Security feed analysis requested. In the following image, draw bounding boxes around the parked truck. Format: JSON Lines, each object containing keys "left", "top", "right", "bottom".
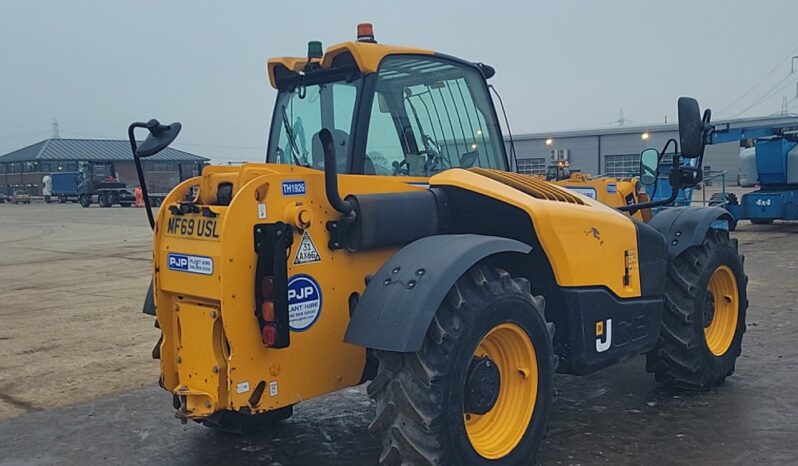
{"left": 77, "top": 162, "right": 135, "bottom": 208}
{"left": 49, "top": 172, "right": 82, "bottom": 203}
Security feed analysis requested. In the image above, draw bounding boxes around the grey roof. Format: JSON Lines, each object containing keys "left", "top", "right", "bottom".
{"left": 508, "top": 114, "right": 798, "bottom": 141}
{"left": 0, "top": 138, "right": 208, "bottom": 163}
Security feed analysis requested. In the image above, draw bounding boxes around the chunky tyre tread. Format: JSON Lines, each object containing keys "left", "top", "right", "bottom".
{"left": 369, "top": 266, "right": 553, "bottom": 465}
{"left": 647, "top": 229, "right": 748, "bottom": 390}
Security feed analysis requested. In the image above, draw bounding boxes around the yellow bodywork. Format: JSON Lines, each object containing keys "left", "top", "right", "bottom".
{"left": 153, "top": 164, "right": 642, "bottom": 418}
{"left": 550, "top": 173, "right": 651, "bottom": 222}
{"left": 432, "top": 169, "right": 641, "bottom": 297}
{"left": 267, "top": 41, "right": 433, "bottom": 88}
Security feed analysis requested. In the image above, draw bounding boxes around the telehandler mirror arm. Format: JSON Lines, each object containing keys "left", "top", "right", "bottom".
{"left": 128, "top": 119, "right": 181, "bottom": 230}
{"left": 618, "top": 154, "right": 682, "bottom": 214}
{"left": 618, "top": 180, "right": 679, "bottom": 214}
{"left": 128, "top": 122, "right": 156, "bottom": 229}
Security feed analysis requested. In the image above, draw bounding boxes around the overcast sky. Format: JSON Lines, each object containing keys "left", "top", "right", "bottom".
{"left": 2, "top": 0, "right": 797, "bottom": 162}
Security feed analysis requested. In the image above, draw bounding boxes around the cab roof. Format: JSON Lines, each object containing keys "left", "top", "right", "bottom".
{"left": 267, "top": 41, "right": 433, "bottom": 89}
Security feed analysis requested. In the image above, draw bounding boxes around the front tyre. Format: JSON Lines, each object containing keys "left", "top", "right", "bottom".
{"left": 647, "top": 229, "right": 747, "bottom": 390}
{"left": 368, "top": 266, "right": 555, "bottom": 465}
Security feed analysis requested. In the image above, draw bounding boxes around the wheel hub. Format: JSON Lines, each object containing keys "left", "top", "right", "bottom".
{"left": 463, "top": 355, "right": 501, "bottom": 415}
{"left": 704, "top": 291, "right": 716, "bottom": 327}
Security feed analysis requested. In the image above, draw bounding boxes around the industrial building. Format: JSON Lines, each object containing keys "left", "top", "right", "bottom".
{"left": 0, "top": 138, "right": 208, "bottom": 195}
{"left": 508, "top": 114, "right": 798, "bottom": 182}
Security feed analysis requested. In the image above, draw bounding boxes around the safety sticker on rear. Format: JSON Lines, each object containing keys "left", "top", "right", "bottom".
{"left": 167, "top": 253, "right": 213, "bottom": 275}
{"left": 293, "top": 230, "right": 321, "bottom": 265}
{"left": 287, "top": 274, "right": 322, "bottom": 331}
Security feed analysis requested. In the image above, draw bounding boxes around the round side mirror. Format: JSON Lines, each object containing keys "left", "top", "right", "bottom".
{"left": 640, "top": 148, "right": 659, "bottom": 186}
{"left": 136, "top": 120, "right": 182, "bottom": 158}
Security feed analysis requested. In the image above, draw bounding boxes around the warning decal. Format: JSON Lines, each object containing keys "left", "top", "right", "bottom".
{"left": 293, "top": 230, "right": 321, "bottom": 265}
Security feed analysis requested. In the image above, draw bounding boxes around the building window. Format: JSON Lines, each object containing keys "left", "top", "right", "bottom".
{"left": 604, "top": 154, "right": 640, "bottom": 178}
{"left": 143, "top": 161, "right": 178, "bottom": 171}
{"left": 516, "top": 157, "right": 547, "bottom": 175}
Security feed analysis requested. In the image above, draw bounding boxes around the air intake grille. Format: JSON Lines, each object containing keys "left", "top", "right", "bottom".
{"left": 470, "top": 168, "right": 586, "bottom": 205}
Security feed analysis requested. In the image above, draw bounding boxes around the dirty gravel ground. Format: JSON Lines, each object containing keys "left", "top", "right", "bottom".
{"left": 0, "top": 203, "right": 158, "bottom": 419}
{"left": 1, "top": 201, "right": 797, "bottom": 465}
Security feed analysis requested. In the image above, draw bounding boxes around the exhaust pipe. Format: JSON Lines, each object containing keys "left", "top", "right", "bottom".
{"left": 319, "top": 129, "right": 355, "bottom": 217}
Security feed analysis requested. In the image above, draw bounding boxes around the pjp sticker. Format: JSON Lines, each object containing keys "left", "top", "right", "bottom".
{"left": 287, "top": 274, "right": 322, "bottom": 331}
{"left": 167, "top": 253, "right": 213, "bottom": 275}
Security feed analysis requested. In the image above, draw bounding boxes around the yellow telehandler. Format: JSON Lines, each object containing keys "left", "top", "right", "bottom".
{"left": 131, "top": 24, "right": 747, "bottom": 464}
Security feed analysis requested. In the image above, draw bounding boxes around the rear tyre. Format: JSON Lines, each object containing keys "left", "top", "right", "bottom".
{"left": 98, "top": 193, "right": 110, "bottom": 207}
{"left": 201, "top": 406, "right": 294, "bottom": 434}
{"left": 368, "top": 266, "right": 555, "bottom": 465}
{"left": 647, "top": 229, "right": 747, "bottom": 390}
{"left": 79, "top": 195, "right": 91, "bottom": 208}
{"left": 58, "top": 195, "right": 66, "bottom": 204}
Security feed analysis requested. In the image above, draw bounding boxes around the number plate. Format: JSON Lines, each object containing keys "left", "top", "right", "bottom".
{"left": 165, "top": 215, "right": 220, "bottom": 240}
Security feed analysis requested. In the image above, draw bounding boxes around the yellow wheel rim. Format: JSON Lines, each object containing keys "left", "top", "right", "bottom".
{"left": 704, "top": 265, "right": 739, "bottom": 356}
{"left": 465, "top": 323, "right": 537, "bottom": 459}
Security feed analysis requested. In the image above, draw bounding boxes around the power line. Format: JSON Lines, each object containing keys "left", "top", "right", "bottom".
{"left": 731, "top": 73, "right": 798, "bottom": 118}
{"left": 716, "top": 43, "right": 798, "bottom": 116}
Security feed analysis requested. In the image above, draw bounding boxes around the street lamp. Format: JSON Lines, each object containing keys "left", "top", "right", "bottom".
{"left": 641, "top": 132, "right": 650, "bottom": 141}
{"left": 545, "top": 138, "right": 553, "bottom": 146}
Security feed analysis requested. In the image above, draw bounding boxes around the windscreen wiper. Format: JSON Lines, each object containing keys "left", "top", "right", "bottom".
{"left": 280, "top": 105, "right": 309, "bottom": 167}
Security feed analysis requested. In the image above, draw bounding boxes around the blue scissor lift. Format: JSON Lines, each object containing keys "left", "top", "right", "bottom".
{"left": 649, "top": 119, "right": 798, "bottom": 228}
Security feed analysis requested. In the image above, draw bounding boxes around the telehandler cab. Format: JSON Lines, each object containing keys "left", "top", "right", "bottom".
{"left": 132, "top": 24, "right": 747, "bottom": 465}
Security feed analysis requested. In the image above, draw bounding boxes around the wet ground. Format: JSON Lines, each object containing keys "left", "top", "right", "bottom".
{"left": 1, "top": 203, "right": 797, "bottom": 465}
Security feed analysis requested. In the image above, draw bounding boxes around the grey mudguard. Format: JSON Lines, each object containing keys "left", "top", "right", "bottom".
{"left": 143, "top": 280, "right": 155, "bottom": 316}
{"left": 344, "top": 234, "right": 531, "bottom": 352}
{"left": 648, "top": 206, "right": 734, "bottom": 259}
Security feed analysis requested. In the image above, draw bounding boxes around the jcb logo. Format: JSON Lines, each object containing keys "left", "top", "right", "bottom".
{"left": 595, "top": 319, "right": 612, "bottom": 353}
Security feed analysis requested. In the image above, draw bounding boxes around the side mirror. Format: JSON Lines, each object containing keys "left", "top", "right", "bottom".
{"left": 136, "top": 120, "right": 182, "bottom": 158}
{"left": 639, "top": 148, "right": 659, "bottom": 186}
{"left": 678, "top": 97, "right": 703, "bottom": 158}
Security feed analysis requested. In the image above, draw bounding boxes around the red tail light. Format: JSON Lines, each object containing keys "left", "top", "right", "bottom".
{"left": 261, "top": 325, "right": 277, "bottom": 347}
{"left": 260, "top": 276, "right": 276, "bottom": 346}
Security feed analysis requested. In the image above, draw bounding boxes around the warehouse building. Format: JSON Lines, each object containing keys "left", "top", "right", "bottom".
{"left": 508, "top": 115, "right": 798, "bottom": 181}
{"left": 0, "top": 138, "right": 208, "bottom": 195}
